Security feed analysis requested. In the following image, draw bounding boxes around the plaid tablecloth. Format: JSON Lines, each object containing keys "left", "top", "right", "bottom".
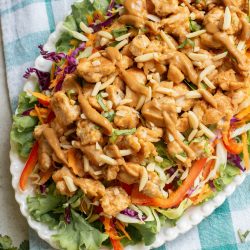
{"left": 1, "top": 1, "right": 250, "bottom": 249}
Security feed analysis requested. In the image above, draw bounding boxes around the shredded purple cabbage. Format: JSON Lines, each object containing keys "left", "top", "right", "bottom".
{"left": 208, "top": 180, "right": 216, "bottom": 191}
{"left": 22, "top": 108, "right": 34, "bottom": 116}
{"left": 121, "top": 208, "right": 147, "bottom": 221}
{"left": 38, "top": 45, "right": 66, "bottom": 62}
{"left": 107, "top": 0, "right": 115, "bottom": 16}
{"left": 227, "top": 153, "right": 245, "bottom": 171}
{"left": 230, "top": 117, "right": 239, "bottom": 125}
{"left": 64, "top": 205, "right": 71, "bottom": 224}
{"left": 39, "top": 184, "right": 46, "bottom": 194}
{"left": 167, "top": 167, "right": 177, "bottom": 175}
{"left": 90, "top": 13, "right": 119, "bottom": 32}
{"left": 23, "top": 68, "right": 51, "bottom": 90}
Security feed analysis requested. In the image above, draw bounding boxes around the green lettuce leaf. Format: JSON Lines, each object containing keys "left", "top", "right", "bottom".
{"left": 11, "top": 91, "right": 38, "bottom": 158}
{"left": 213, "top": 164, "right": 240, "bottom": 191}
{"left": 154, "top": 141, "right": 173, "bottom": 168}
{"left": 131, "top": 221, "right": 157, "bottom": 246}
{"left": 27, "top": 185, "right": 67, "bottom": 228}
{"left": 56, "top": 0, "right": 109, "bottom": 52}
{"left": 52, "top": 210, "right": 108, "bottom": 250}
{"left": 155, "top": 199, "right": 192, "bottom": 220}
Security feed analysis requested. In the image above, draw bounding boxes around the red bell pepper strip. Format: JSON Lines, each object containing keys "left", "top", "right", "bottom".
{"left": 19, "top": 141, "right": 39, "bottom": 191}
{"left": 222, "top": 130, "right": 243, "bottom": 154}
{"left": 103, "top": 217, "right": 123, "bottom": 250}
{"left": 131, "top": 158, "right": 208, "bottom": 208}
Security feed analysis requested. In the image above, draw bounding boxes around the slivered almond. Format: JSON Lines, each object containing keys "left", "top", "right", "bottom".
{"left": 188, "top": 111, "right": 199, "bottom": 129}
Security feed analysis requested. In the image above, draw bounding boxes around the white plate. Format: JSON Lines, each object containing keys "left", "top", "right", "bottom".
{"left": 10, "top": 21, "right": 247, "bottom": 250}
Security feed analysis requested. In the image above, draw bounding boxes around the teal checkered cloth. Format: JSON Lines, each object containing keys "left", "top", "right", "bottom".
{"left": 1, "top": 1, "right": 250, "bottom": 249}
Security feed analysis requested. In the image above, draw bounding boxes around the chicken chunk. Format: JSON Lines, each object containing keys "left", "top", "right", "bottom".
{"left": 203, "top": 7, "right": 224, "bottom": 34}
{"left": 38, "top": 136, "right": 52, "bottom": 172}
{"left": 106, "top": 85, "right": 125, "bottom": 108}
{"left": 103, "top": 144, "right": 121, "bottom": 158}
{"left": 138, "top": 139, "right": 157, "bottom": 159}
{"left": 34, "top": 124, "right": 48, "bottom": 139}
{"left": 151, "top": 0, "right": 178, "bottom": 17}
{"left": 77, "top": 57, "right": 116, "bottom": 83}
{"left": 74, "top": 178, "right": 105, "bottom": 198}
{"left": 176, "top": 115, "right": 190, "bottom": 132}
{"left": 167, "top": 141, "right": 183, "bottom": 158}
{"left": 168, "top": 64, "right": 185, "bottom": 84}
{"left": 117, "top": 162, "right": 143, "bottom": 184}
{"left": 143, "top": 172, "right": 163, "bottom": 198}
{"left": 135, "top": 126, "right": 163, "bottom": 142}
{"left": 104, "top": 165, "right": 120, "bottom": 181}
{"left": 100, "top": 187, "right": 131, "bottom": 216}
{"left": 129, "top": 35, "right": 150, "bottom": 56}
{"left": 202, "top": 108, "right": 223, "bottom": 125}
{"left": 114, "top": 106, "right": 139, "bottom": 129}
{"left": 80, "top": 144, "right": 103, "bottom": 166}
{"left": 76, "top": 120, "right": 103, "bottom": 146}
{"left": 162, "top": 6, "right": 190, "bottom": 41}
{"left": 213, "top": 69, "right": 246, "bottom": 91}
{"left": 51, "top": 91, "right": 80, "bottom": 127}
{"left": 56, "top": 181, "right": 74, "bottom": 196}
{"left": 52, "top": 167, "right": 76, "bottom": 196}
{"left": 124, "top": 135, "right": 141, "bottom": 152}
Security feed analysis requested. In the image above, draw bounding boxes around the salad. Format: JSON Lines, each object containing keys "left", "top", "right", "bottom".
{"left": 11, "top": 0, "right": 250, "bottom": 249}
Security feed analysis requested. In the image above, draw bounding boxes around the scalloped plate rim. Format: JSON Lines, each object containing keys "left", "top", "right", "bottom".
{"left": 9, "top": 19, "right": 247, "bottom": 250}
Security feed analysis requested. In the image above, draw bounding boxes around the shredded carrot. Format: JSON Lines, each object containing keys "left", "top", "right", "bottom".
{"left": 86, "top": 15, "right": 93, "bottom": 25}
{"left": 34, "top": 105, "right": 44, "bottom": 123}
{"left": 202, "top": 159, "right": 215, "bottom": 180}
{"left": 50, "top": 63, "right": 56, "bottom": 81}
{"left": 103, "top": 217, "right": 123, "bottom": 240}
{"left": 242, "top": 132, "right": 249, "bottom": 171}
{"left": 30, "top": 108, "right": 49, "bottom": 120}
{"left": 190, "top": 184, "right": 213, "bottom": 205}
{"left": 236, "top": 106, "right": 250, "bottom": 120}
{"left": 93, "top": 10, "right": 105, "bottom": 21}
{"left": 38, "top": 167, "right": 54, "bottom": 185}
{"left": 31, "top": 92, "right": 50, "bottom": 102}
{"left": 70, "top": 39, "right": 80, "bottom": 47}
{"left": 86, "top": 34, "right": 96, "bottom": 47}
{"left": 115, "top": 221, "right": 131, "bottom": 240}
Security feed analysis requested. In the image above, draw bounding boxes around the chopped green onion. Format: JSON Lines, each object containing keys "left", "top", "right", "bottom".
{"left": 178, "top": 38, "right": 195, "bottom": 49}
{"left": 96, "top": 93, "right": 108, "bottom": 112}
{"left": 112, "top": 26, "right": 128, "bottom": 38}
{"left": 102, "top": 110, "right": 115, "bottom": 122}
{"left": 189, "top": 19, "right": 202, "bottom": 32}
{"left": 109, "top": 128, "right": 136, "bottom": 143}
{"left": 183, "top": 79, "right": 197, "bottom": 90}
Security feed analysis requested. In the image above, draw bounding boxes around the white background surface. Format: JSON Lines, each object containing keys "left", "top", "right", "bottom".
{"left": 0, "top": 23, "right": 28, "bottom": 245}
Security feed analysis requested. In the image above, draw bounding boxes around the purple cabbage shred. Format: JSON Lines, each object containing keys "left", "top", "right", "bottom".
{"left": 38, "top": 45, "right": 66, "bottom": 62}
{"left": 107, "top": 0, "right": 115, "bottom": 16}
{"left": 230, "top": 117, "right": 239, "bottom": 125}
{"left": 121, "top": 208, "right": 147, "bottom": 221}
{"left": 23, "top": 68, "right": 51, "bottom": 90}
{"left": 64, "top": 205, "right": 71, "bottom": 224}
{"left": 22, "top": 108, "right": 34, "bottom": 116}
{"left": 227, "top": 153, "right": 245, "bottom": 171}
{"left": 90, "top": 13, "right": 119, "bottom": 32}
{"left": 39, "top": 184, "right": 46, "bottom": 194}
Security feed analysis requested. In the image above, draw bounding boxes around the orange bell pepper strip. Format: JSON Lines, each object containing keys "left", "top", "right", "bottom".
{"left": 222, "top": 130, "right": 243, "bottom": 154}
{"left": 103, "top": 217, "right": 124, "bottom": 250}
{"left": 131, "top": 158, "right": 208, "bottom": 208}
{"left": 19, "top": 141, "right": 39, "bottom": 191}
